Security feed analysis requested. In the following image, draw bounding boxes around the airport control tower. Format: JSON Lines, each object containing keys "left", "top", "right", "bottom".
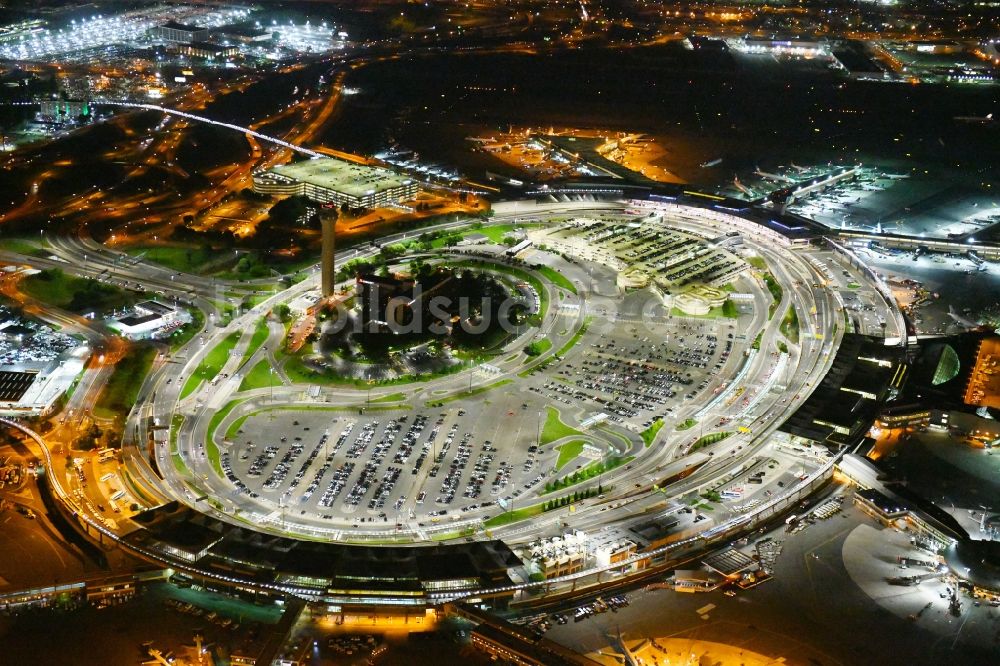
{"left": 321, "top": 215, "right": 336, "bottom": 297}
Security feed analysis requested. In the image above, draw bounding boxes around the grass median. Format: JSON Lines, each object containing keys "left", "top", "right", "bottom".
{"left": 237, "top": 317, "right": 270, "bottom": 369}
{"left": 534, "top": 264, "right": 577, "bottom": 295}
{"left": 780, "top": 305, "right": 800, "bottom": 344}
{"left": 239, "top": 359, "right": 276, "bottom": 392}
{"left": 763, "top": 273, "right": 783, "bottom": 320}
{"left": 554, "top": 439, "right": 586, "bottom": 470}
{"left": 640, "top": 419, "right": 665, "bottom": 447}
{"left": 541, "top": 406, "right": 583, "bottom": 446}
{"left": 483, "top": 503, "right": 544, "bottom": 528}
{"left": 181, "top": 330, "right": 242, "bottom": 399}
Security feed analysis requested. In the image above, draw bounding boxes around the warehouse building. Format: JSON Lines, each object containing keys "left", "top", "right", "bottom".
{"left": 108, "top": 300, "right": 191, "bottom": 341}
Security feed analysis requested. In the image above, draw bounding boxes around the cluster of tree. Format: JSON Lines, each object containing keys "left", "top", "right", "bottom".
{"left": 173, "top": 195, "right": 328, "bottom": 253}
{"left": 172, "top": 223, "right": 238, "bottom": 248}
{"left": 524, "top": 341, "right": 547, "bottom": 357}
{"left": 541, "top": 487, "right": 600, "bottom": 512}
{"left": 68, "top": 280, "right": 130, "bottom": 313}
{"left": 337, "top": 257, "right": 377, "bottom": 282}
{"left": 266, "top": 195, "right": 321, "bottom": 229}
{"left": 74, "top": 423, "right": 106, "bottom": 451}
{"left": 378, "top": 243, "right": 407, "bottom": 261}
{"left": 31, "top": 268, "right": 131, "bottom": 314}
{"left": 700, "top": 490, "right": 722, "bottom": 503}
{"left": 232, "top": 253, "right": 272, "bottom": 279}
{"left": 238, "top": 188, "right": 271, "bottom": 202}
{"left": 274, "top": 303, "right": 292, "bottom": 323}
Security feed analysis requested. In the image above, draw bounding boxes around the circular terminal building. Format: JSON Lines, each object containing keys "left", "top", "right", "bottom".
{"left": 40, "top": 194, "right": 905, "bottom": 615}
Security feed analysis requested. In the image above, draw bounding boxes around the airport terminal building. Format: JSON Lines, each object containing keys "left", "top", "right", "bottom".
{"left": 150, "top": 21, "right": 209, "bottom": 44}
{"left": 253, "top": 157, "right": 417, "bottom": 209}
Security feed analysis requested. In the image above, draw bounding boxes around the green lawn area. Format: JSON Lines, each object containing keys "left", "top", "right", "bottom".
{"left": 747, "top": 255, "right": 767, "bottom": 271}
{"left": 780, "top": 305, "right": 800, "bottom": 344}
{"left": 238, "top": 359, "right": 276, "bottom": 392}
{"left": 519, "top": 318, "right": 589, "bottom": 377}
{"left": 237, "top": 317, "right": 270, "bottom": 369}
{"left": 205, "top": 400, "right": 242, "bottom": 475}
{"left": 554, "top": 440, "right": 586, "bottom": 470}
{"left": 212, "top": 300, "right": 237, "bottom": 322}
{"left": 429, "top": 223, "right": 541, "bottom": 248}
{"left": 640, "top": 419, "right": 665, "bottom": 447}
{"left": 171, "top": 453, "right": 188, "bottom": 477}
{"left": 0, "top": 237, "right": 48, "bottom": 256}
{"left": 128, "top": 245, "right": 218, "bottom": 274}
{"left": 477, "top": 223, "right": 540, "bottom": 244}
{"left": 676, "top": 418, "right": 698, "bottom": 431}
{"left": 181, "top": 330, "right": 242, "bottom": 399}
{"left": 751, "top": 331, "right": 764, "bottom": 350}
{"left": 170, "top": 414, "right": 184, "bottom": 451}
{"left": 20, "top": 268, "right": 135, "bottom": 315}
{"left": 206, "top": 439, "right": 223, "bottom": 477}
{"left": 207, "top": 399, "right": 241, "bottom": 439}
{"left": 534, "top": 265, "right": 577, "bottom": 295}
{"left": 225, "top": 414, "right": 250, "bottom": 440}
{"left": 130, "top": 245, "right": 317, "bottom": 281}
{"left": 483, "top": 503, "right": 544, "bottom": 529}
{"left": 95, "top": 344, "right": 157, "bottom": 418}
{"left": 282, "top": 356, "right": 360, "bottom": 387}
{"left": 555, "top": 317, "right": 591, "bottom": 358}
{"left": 541, "top": 406, "right": 583, "bottom": 445}
{"left": 847, "top": 281, "right": 861, "bottom": 289}
{"left": 429, "top": 527, "right": 477, "bottom": 542}
{"left": 524, "top": 338, "right": 552, "bottom": 357}
{"left": 776, "top": 340, "right": 789, "bottom": 354}
{"left": 670, "top": 299, "right": 738, "bottom": 320}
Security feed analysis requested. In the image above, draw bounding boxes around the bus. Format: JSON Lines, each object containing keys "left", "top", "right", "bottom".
{"left": 110, "top": 490, "right": 126, "bottom": 502}
{"left": 97, "top": 448, "right": 116, "bottom": 463}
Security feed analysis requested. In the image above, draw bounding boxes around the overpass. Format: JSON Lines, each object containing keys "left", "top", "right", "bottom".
{"left": 0, "top": 100, "right": 324, "bottom": 159}
{"left": 95, "top": 100, "right": 325, "bottom": 159}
